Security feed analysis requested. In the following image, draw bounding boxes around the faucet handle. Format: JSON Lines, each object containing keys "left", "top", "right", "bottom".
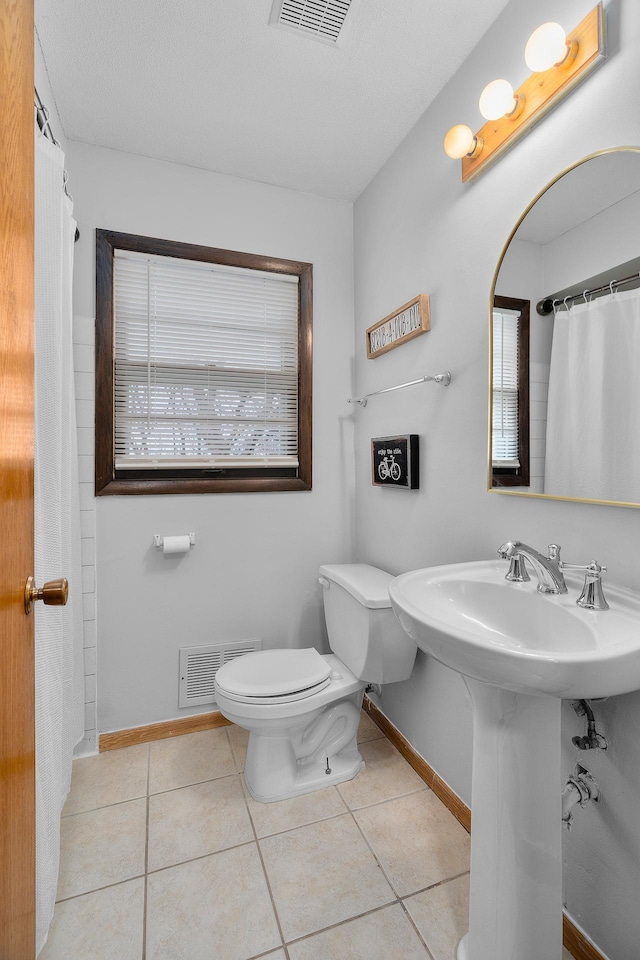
{"left": 559, "top": 560, "right": 607, "bottom": 575}
{"left": 578, "top": 561, "right": 609, "bottom": 611}
{"left": 560, "top": 560, "right": 609, "bottom": 611}
{"left": 547, "top": 544, "right": 562, "bottom": 560}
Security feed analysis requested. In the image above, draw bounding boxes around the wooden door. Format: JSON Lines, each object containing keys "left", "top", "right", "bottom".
{"left": 0, "top": 0, "right": 36, "bottom": 955}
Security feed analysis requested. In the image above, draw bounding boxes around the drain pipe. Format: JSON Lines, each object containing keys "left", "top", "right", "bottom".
{"left": 562, "top": 764, "right": 600, "bottom": 829}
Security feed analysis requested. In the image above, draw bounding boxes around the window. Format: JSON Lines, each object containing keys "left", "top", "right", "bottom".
{"left": 491, "top": 295, "right": 530, "bottom": 487}
{"left": 95, "top": 230, "right": 312, "bottom": 494}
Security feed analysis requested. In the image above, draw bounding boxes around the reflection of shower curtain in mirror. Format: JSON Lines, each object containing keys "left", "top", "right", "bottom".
{"left": 545, "top": 288, "right": 640, "bottom": 502}
{"left": 35, "top": 134, "right": 84, "bottom": 953}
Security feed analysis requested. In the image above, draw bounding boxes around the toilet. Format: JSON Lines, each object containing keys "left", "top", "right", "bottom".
{"left": 214, "top": 563, "right": 417, "bottom": 803}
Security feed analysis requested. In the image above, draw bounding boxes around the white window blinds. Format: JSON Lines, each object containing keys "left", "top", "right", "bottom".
{"left": 492, "top": 306, "right": 520, "bottom": 467}
{"left": 113, "top": 250, "right": 300, "bottom": 470}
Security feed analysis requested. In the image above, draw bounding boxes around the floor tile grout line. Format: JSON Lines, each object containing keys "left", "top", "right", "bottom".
{"left": 147, "top": 770, "right": 242, "bottom": 802}
{"left": 237, "top": 753, "right": 291, "bottom": 957}
{"left": 254, "top": 836, "right": 291, "bottom": 959}
{"left": 243, "top": 776, "right": 290, "bottom": 956}
{"left": 148, "top": 769, "right": 238, "bottom": 797}
{"left": 142, "top": 744, "right": 151, "bottom": 960}
{"left": 397, "top": 871, "right": 473, "bottom": 960}
{"left": 338, "top": 781, "right": 429, "bottom": 813}
{"left": 60, "top": 792, "right": 149, "bottom": 819}
{"left": 346, "top": 801, "right": 404, "bottom": 901}
{"left": 348, "top": 798, "right": 471, "bottom": 928}
{"left": 268, "top": 842, "right": 468, "bottom": 956}
{"left": 244, "top": 947, "right": 291, "bottom": 960}
{"left": 251, "top": 805, "right": 358, "bottom": 842}
{"left": 280, "top": 898, "right": 408, "bottom": 950}
{"left": 55, "top": 873, "right": 147, "bottom": 905}
{"left": 401, "top": 869, "right": 471, "bottom": 902}
{"left": 145, "top": 838, "right": 258, "bottom": 879}
{"left": 397, "top": 897, "right": 438, "bottom": 960}
{"left": 52, "top": 863, "right": 470, "bottom": 912}
{"left": 226, "top": 723, "right": 249, "bottom": 774}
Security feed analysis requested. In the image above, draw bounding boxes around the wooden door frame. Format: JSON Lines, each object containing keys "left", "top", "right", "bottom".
{"left": 0, "top": 0, "right": 36, "bottom": 955}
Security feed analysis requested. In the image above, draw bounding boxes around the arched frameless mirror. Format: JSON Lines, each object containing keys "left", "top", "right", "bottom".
{"left": 489, "top": 147, "right": 640, "bottom": 507}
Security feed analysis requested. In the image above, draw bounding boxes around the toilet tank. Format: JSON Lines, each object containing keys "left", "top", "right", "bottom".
{"left": 319, "top": 563, "right": 417, "bottom": 684}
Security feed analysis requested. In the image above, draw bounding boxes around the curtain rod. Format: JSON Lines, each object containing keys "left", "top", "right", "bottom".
{"left": 35, "top": 87, "right": 57, "bottom": 145}
{"left": 34, "top": 87, "right": 80, "bottom": 243}
{"left": 537, "top": 269, "right": 640, "bottom": 315}
{"left": 347, "top": 371, "right": 451, "bottom": 407}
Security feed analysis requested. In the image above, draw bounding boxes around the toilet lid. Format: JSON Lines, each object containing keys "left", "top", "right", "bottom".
{"left": 215, "top": 647, "right": 332, "bottom": 702}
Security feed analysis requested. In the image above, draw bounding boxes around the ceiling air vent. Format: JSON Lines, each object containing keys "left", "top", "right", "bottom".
{"left": 270, "top": 0, "right": 355, "bottom": 45}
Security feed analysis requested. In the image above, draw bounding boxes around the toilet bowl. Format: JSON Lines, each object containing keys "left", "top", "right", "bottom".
{"left": 215, "top": 564, "right": 417, "bottom": 803}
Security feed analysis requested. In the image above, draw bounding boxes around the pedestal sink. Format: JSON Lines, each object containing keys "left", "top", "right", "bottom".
{"left": 389, "top": 559, "right": 640, "bottom": 960}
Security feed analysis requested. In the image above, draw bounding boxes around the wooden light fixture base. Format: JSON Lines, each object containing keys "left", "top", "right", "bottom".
{"left": 461, "top": 3, "right": 606, "bottom": 182}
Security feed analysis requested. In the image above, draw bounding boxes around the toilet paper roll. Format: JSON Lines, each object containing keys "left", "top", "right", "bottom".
{"left": 162, "top": 535, "right": 191, "bottom": 556}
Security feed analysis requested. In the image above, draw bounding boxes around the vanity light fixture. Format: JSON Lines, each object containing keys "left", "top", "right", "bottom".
{"left": 524, "top": 21, "right": 576, "bottom": 72}
{"left": 443, "top": 124, "right": 482, "bottom": 160}
{"left": 478, "top": 79, "right": 522, "bottom": 122}
{"left": 443, "top": 2, "right": 605, "bottom": 181}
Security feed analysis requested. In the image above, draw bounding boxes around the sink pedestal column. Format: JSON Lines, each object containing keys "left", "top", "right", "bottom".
{"left": 457, "top": 679, "right": 562, "bottom": 960}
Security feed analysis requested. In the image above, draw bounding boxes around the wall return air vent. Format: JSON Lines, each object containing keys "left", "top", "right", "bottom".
{"left": 178, "top": 640, "right": 262, "bottom": 708}
{"left": 270, "top": 0, "right": 355, "bottom": 45}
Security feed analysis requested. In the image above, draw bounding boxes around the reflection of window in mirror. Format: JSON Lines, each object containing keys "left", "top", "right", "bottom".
{"left": 492, "top": 295, "right": 530, "bottom": 486}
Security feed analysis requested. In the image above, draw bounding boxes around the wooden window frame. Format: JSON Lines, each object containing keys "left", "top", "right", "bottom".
{"left": 491, "top": 294, "right": 530, "bottom": 488}
{"left": 95, "top": 229, "right": 312, "bottom": 495}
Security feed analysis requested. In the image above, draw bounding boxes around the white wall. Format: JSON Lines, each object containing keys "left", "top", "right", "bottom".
{"left": 543, "top": 186, "right": 640, "bottom": 291}
{"left": 66, "top": 142, "right": 355, "bottom": 733}
{"left": 353, "top": 0, "right": 640, "bottom": 956}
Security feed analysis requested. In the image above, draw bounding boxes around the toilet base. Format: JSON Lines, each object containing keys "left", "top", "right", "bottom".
{"left": 240, "top": 686, "right": 365, "bottom": 803}
{"left": 244, "top": 745, "right": 364, "bottom": 803}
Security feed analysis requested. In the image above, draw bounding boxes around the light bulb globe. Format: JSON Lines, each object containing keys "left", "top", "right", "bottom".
{"left": 479, "top": 79, "right": 517, "bottom": 121}
{"left": 525, "top": 22, "right": 568, "bottom": 72}
{"left": 443, "top": 124, "right": 475, "bottom": 159}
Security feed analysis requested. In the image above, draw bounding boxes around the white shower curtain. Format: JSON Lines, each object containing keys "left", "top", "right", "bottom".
{"left": 34, "top": 133, "right": 85, "bottom": 953}
{"left": 545, "top": 287, "right": 640, "bottom": 502}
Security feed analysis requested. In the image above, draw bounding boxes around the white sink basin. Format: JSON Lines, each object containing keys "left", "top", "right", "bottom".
{"left": 390, "top": 557, "right": 640, "bottom": 960}
{"left": 389, "top": 559, "right": 640, "bottom": 700}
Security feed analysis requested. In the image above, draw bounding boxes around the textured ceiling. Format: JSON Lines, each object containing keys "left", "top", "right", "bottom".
{"left": 35, "top": 0, "right": 511, "bottom": 201}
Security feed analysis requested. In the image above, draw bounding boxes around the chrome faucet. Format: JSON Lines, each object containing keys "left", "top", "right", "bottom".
{"left": 497, "top": 540, "right": 568, "bottom": 595}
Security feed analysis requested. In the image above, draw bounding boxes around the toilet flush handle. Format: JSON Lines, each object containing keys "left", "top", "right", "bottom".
{"left": 318, "top": 576, "right": 330, "bottom": 589}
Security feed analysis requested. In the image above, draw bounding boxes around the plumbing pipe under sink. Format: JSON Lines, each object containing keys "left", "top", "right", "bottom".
{"left": 562, "top": 764, "right": 600, "bottom": 828}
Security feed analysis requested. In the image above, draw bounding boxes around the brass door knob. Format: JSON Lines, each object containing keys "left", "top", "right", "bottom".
{"left": 24, "top": 576, "right": 69, "bottom": 615}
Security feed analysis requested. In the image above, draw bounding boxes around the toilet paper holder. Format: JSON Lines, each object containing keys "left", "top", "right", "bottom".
{"left": 153, "top": 532, "right": 196, "bottom": 550}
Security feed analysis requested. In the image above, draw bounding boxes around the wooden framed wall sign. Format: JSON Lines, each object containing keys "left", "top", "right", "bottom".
{"left": 372, "top": 435, "right": 419, "bottom": 489}
{"left": 366, "top": 294, "right": 430, "bottom": 359}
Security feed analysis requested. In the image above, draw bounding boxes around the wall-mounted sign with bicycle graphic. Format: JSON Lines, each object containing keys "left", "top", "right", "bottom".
{"left": 371, "top": 435, "right": 419, "bottom": 489}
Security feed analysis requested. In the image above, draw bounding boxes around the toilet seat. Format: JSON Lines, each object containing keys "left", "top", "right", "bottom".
{"left": 215, "top": 648, "right": 332, "bottom": 705}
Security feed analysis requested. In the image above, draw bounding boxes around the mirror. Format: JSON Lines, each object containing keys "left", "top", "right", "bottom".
{"left": 489, "top": 148, "right": 640, "bottom": 507}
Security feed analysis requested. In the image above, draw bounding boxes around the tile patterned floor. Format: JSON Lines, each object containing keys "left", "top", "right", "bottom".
{"left": 40, "top": 711, "right": 573, "bottom": 960}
